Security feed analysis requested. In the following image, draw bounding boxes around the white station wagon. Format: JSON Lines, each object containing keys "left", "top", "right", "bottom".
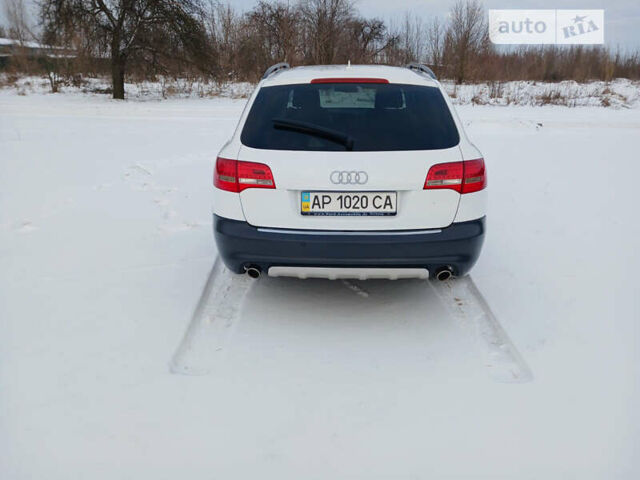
{"left": 213, "top": 63, "right": 486, "bottom": 281}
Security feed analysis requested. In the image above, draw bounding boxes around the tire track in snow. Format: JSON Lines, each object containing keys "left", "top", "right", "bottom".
{"left": 170, "top": 262, "right": 532, "bottom": 382}
{"left": 170, "top": 258, "right": 253, "bottom": 375}
{"left": 429, "top": 276, "right": 533, "bottom": 383}
{"left": 341, "top": 279, "right": 370, "bottom": 298}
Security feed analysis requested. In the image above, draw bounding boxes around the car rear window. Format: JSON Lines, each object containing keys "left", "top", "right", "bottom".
{"left": 240, "top": 83, "right": 460, "bottom": 151}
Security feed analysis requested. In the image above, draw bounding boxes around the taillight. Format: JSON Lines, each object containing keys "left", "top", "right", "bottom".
{"left": 424, "top": 162, "right": 464, "bottom": 192}
{"left": 214, "top": 157, "right": 239, "bottom": 192}
{"left": 461, "top": 158, "right": 486, "bottom": 194}
{"left": 237, "top": 161, "right": 275, "bottom": 190}
{"left": 214, "top": 157, "right": 275, "bottom": 192}
{"left": 424, "top": 158, "right": 486, "bottom": 194}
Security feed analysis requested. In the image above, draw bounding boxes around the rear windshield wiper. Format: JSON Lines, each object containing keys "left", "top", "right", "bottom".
{"left": 272, "top": 118, "right": 354, "bottom": 151}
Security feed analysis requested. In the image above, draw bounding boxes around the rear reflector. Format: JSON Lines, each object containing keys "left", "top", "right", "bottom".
{"left": 214, "top": 157, "right": 275, "bottom": 193}
{"left": 310, "top": 78, "right": 389, "bottom": 84}
{"left": 424, "top": 158, "right": 486, "bottom": 194}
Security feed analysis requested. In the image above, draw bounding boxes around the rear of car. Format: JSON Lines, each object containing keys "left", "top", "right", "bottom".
{"left": 212, "top": 65, "right": 486, "bottom": 280}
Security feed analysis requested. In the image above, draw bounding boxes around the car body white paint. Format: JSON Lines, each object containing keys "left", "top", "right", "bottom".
{"left": 213, "top": 64, "right": 486, "bottom": 231}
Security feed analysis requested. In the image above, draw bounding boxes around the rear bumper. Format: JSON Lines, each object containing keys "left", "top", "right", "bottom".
{"left": 213, "top": 215, "right": 485, "bottom": 277}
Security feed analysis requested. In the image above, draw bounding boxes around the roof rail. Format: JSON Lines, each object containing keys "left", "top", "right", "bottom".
{"left": 262, "top": 62, "right": 290, "bottom": 80}
{"left": 405, "top": 63, "right": 437, "bottom": 80}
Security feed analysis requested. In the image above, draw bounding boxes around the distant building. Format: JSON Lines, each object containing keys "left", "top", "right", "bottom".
{"left": 0, "top": 38, "right": 73, "bottom": 67}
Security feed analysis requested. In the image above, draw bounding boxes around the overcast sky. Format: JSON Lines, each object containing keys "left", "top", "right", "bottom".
{"left": 2, "top": 0, "right": 639, "bottom": 50}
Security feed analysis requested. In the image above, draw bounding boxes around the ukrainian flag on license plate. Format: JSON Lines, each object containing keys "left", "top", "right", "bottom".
{"left": 301, "top": 192, "right": 310, "bottom": 212}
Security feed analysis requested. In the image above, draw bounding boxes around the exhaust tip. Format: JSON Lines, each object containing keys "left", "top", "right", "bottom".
{"left": 245, "top": 265, "right": 261, "bottom": 279}
{"left": 435, "top": 267, "right": 453, "bottom": 282}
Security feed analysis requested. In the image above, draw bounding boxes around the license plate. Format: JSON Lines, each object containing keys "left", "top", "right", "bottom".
{"left": 301, "top": 191, "right": 397, "bottom": 216}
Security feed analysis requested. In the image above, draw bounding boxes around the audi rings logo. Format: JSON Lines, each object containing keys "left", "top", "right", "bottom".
{"left": 330, "top": 170, "right": 368, "bottom": 185}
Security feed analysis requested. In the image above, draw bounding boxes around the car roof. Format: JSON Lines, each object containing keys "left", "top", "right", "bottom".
{"left": 261, "top": 64, "right": 439, "bottom": 87}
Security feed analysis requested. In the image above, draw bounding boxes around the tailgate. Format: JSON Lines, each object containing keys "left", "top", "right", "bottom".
{"left": 237, "top": 145, "right": 462, "bottom": 231}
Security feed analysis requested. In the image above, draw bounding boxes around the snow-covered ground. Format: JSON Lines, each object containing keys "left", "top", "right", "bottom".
{"left": 1, "top": 91, "right": 639, "bottom": 479}
{"left": 441, "top": 78, "right": 640, "bottom": 108}
{"left": 1, "top": 74, "right": 256, "bottom": 100}
{"left": 3, "top": 74, "right": 640, "bottom": 107}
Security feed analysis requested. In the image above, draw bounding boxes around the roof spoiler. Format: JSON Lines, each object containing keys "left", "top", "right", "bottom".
{"left": 405, "top": 63, "right": 437, "bottom": 80}
{"left": 262, "top": 62, "right": 290, "bottom": 80}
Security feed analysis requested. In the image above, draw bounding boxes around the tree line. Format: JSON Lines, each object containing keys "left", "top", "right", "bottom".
{"left": 2, "top": 0, "right": 639, "bottom": 99}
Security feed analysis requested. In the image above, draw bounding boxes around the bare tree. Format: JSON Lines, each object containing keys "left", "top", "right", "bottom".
{"left": 4, "top": 0, "right": 34, "bottom": 42}
{"left": 445, "top": 0, "right": 490, "bottom": 83}
{"left": 345, "top": 17, "right": 387, "bottom": 63}
{"left": 299, "top": 0, "right": 355, "bottom": 64}
{"left": 10, "top": 0, "right": 638, "bottom": 88}
{"left": 40, "top": 0, "right": 210, "bottom": 99}
{"left": 203, "top": 1, "right": 241, "bottom": 79}
{"left": 426, "top": 17, "right": 443, "bottom": 70}
{"left": 3, "top": 0, "right": 42, "bottom": 83}
{"left": 398, "top": 13, "right": 425, "bottom": 64}
{"left": 248, "top": 1, "right": 298, "bottom": 64}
